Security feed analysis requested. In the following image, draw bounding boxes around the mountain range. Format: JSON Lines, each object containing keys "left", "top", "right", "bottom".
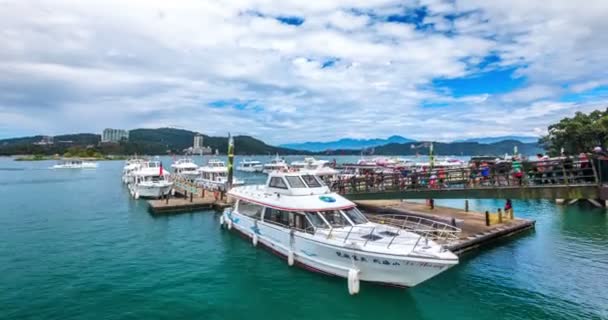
{"left": 282, "top": 135, "right": 540, "bottom": 152}
{"left": 280, "top": 135, "right": 414, "bottom": 151}
{"left": 454, "top": 136, "right": 540, "bottom": 144}
{"left": 0, "top": 128, "right": 542, "bottom": 156}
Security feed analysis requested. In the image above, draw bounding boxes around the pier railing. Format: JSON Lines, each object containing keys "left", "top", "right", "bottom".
{"left": 329, "top": 156, "right": 606, "bottom": 197}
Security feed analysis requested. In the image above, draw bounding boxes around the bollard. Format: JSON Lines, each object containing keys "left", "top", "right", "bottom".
{"left": 498, "top": 208, "right": 503, "bottom": 223}
{"left": 485, "top": 211, "right": 490, "bottom": 226}
{"left": 465, "top": 199, "right": 469, "bottom": 212}
{"left": 190, "top": 192, "right": 193, "bottom": 203}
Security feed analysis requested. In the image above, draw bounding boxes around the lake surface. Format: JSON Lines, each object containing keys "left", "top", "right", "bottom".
{"left": 1, "top": 156, "right": 607, "bottom": 320}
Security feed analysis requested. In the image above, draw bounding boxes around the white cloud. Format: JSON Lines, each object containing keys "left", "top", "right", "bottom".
{"left": 0, "top": 0, "right": 607, "bottom": 144}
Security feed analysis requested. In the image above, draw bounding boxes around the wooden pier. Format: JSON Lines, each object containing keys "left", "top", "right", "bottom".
{"left": 148, "top": 176, "right": 232, "bottom": 214}
{"left": 356, "top": 200, "right": 535, "bottom": 256}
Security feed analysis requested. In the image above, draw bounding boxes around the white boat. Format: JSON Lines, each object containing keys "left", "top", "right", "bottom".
{"left": 237, "top": 159, "right": 263, "bottom": 173}
{"left": 122, "top": 158, "right": 145, "bottom": 184}
{"left": 291, "top": 157, "right": 338, "bottom": 177}
{"left": 51, "top": 159, "right": 98, "bottom": 169}
{"left": 221, "top": 171, "right": 460, "bottom": 294}
{"left": 171, "top": 158, "right": 199, "bottom": 180}
{"left": 128, "top": 161, "right": 173, "bottom": 199}
{"left": 262, "top": 154, "right": 288, "bottom": 173}
{"left": 195, "top": 159, "right": 244, "bottom": 191}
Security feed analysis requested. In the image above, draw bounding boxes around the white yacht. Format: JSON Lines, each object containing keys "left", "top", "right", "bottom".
{"left": 122, "top": 158, "right": 145, "bottom": 184}
{"left": 291, "top": 157, "right": 338, "bottom": 177}
{"left": 237, "top": 159, "right": 263, "bottom": 173}
{"left": 128, "top": 161, "right": 173, "bottom": 199}
{"left": 262, "top": 155, "right": 288, "bottom": 173}
{"left": 220, "top": 171, "right": 460, "bottom": 294}
{"left": 196, "top": 159, "right": 243, "bottom": 191}
{"left": 171, "top": 158, "right": 199, "bottom": 180}
{"left": 51, "top": 159, "right": 98, "bottom": 169}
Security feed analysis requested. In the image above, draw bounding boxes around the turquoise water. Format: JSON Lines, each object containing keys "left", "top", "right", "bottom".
{"left": 1, "top": 156, "right": 607, "bottom": 320}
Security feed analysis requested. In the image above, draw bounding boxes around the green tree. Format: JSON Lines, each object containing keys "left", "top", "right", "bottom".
{"left": 541, "top": 108, "right": 608, "bottom": 156}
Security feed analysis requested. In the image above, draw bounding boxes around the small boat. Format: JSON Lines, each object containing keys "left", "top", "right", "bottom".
{"left": 221, "top": 171, "right": 460, "bottom": 294}
{"left": 51, "top": 158, "right": 98, "bottom": 169}
{"left": 128, "top": 161, "right": 172, "bottom": 199}
{"left": 171, "top": 158, "right": 199, "bottom": 180}
{"left": 262, "top": 154, "right": 288, "bottom": 173}
{"left": 236, "top": 159, "right": 263, "bottom": 173}
{"left": 195, "top": 159, "right": 244, "bottom": 191}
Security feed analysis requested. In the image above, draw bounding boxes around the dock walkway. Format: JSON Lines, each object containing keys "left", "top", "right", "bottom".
{"left": 356, "top": 200, "right": 535, "bottom": 255}
{"left": 148, "top": 176, "right": 232, "bottom": 214}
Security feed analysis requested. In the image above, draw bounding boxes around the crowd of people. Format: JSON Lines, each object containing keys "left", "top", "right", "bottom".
{"left": 331, "top": 151, "right": 605, "bottom": 193}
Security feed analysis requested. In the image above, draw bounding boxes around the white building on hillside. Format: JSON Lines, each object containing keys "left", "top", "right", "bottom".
{"left": 102, "top": 128, "right": 129, "bottom": 143}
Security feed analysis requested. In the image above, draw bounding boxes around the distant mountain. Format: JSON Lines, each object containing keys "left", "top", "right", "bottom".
{"left": 280, "top": 135, "right": 415, "bottom": 152}
{"left": 455, "top": 136, "right": 540, "bottom": 144}
{"left": 369, "top": 140, "right": 543, "bottom": 156}
{"left": 0, "top": 128, "right": 309, "bottom": 156}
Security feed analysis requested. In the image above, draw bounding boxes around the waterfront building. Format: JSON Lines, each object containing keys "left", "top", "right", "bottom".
{"left": 102, "top": 128, "right": 129, "bottom": 143}
{"left": 191, "top": 134, "right": 212, "bottom": 154}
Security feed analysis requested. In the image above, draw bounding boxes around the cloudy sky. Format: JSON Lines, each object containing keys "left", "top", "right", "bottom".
{"left": 1, "top": 0, "right": 608, "bottom": 144}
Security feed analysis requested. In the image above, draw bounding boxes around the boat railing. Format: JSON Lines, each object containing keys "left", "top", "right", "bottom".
{"left": 367, "top": 214, "right": 461, "bottom": 251}
{"left": 317, "top": 215, "right": 461, "bottom": 253}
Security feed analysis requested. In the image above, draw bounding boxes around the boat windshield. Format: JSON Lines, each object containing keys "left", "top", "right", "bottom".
{"left": 304, "top": 212, "right": 328, "bottom": 229}
{"left": 319, "top": 210, "right": 349, "bottom": 228}
{"left": 301, "top": 175, "right": 322, "bottom": 188}
{"left": 285, "top": 176, "right": 306, "bottom": 188}
{"left": 342, "top": 207, "right": 368, "bottom": 225}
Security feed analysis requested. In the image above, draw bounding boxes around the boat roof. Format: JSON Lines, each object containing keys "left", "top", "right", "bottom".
{"left": 228, "top": 171, "right": 355, "bottom": 211}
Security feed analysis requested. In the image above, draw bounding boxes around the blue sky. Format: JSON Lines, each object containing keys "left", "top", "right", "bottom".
{"left": 1, "top": 0, "right": 607, "bottom": 144}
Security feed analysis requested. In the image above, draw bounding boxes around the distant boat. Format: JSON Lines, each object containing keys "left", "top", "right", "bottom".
{"left": 262, "top": 154, "right": 288, "bottom": 173}
{"left": 51, "top": 159, "right": 98, "bottom": 169}
{"left": 236, "top": 159, "right": 263, "bottom": 173}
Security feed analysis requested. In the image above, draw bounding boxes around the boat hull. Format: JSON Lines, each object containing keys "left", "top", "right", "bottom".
{"left": 223, "top": 211, "right": 457, "bottom": 288}
{"left": 130, "top": 184, "right": 173, "bottom": 199}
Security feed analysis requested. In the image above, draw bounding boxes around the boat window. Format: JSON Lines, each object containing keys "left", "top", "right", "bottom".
{"left": 238, "top": 200, "right": 263, "bottom": 219}
{"left": 264, "top": 208, "right": 292, "bottom": 227}
{"left": 285, "top": 176, "right": 306, "bottom": 188}
{"left": 294, "top": 213, "right": 315, "bottom": 234}
{"left": 304, "top": 212, "right": 328, "bottom": 229}
{"left": 319, "top": 210, "right": 350, "bottom": 228}
{"left": 342, "top": 207, "right": 368, "bottom": 225}
{"left": 301, "top": 175, "right": 321, "bottom": 188}
{"left": 269, "top": 177, "right": 288, "bottom": 189}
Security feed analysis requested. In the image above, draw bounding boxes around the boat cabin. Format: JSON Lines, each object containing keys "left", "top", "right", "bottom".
{"left": 235, "top": 198, "right": 369, "bottom": 235}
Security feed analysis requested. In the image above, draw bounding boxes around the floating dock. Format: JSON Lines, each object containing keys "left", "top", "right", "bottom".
{"left": 147, "top": 196, "right": 231, "bottom": 214}
{"left": 355, "top": 200, "right": 535, "bottom": 256}
{"left": 148, "top": 178, "right": 232, "bottom": 214}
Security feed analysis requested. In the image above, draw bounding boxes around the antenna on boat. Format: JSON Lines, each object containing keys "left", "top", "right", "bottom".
{"left": 227, "top": 133, "right": 234, "bottom": 191}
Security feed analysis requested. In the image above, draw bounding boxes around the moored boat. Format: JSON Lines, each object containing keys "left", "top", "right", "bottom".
{"left": 128, "top": 161, "right": 172, "bottom": 199}
{"left": 237, "top": 159, "right": 263, "bottom": 173}
{"left": 262, "top": 154, "right": 288, "bottom": 173}
{"left": 195, "top": 159, "right": 244, "bottom": 190}
{"left": 171, "top": 158, "right": 199, "bottom": 180}
{"left": 220, "top": 171, "right": 460, "bottom": 294}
